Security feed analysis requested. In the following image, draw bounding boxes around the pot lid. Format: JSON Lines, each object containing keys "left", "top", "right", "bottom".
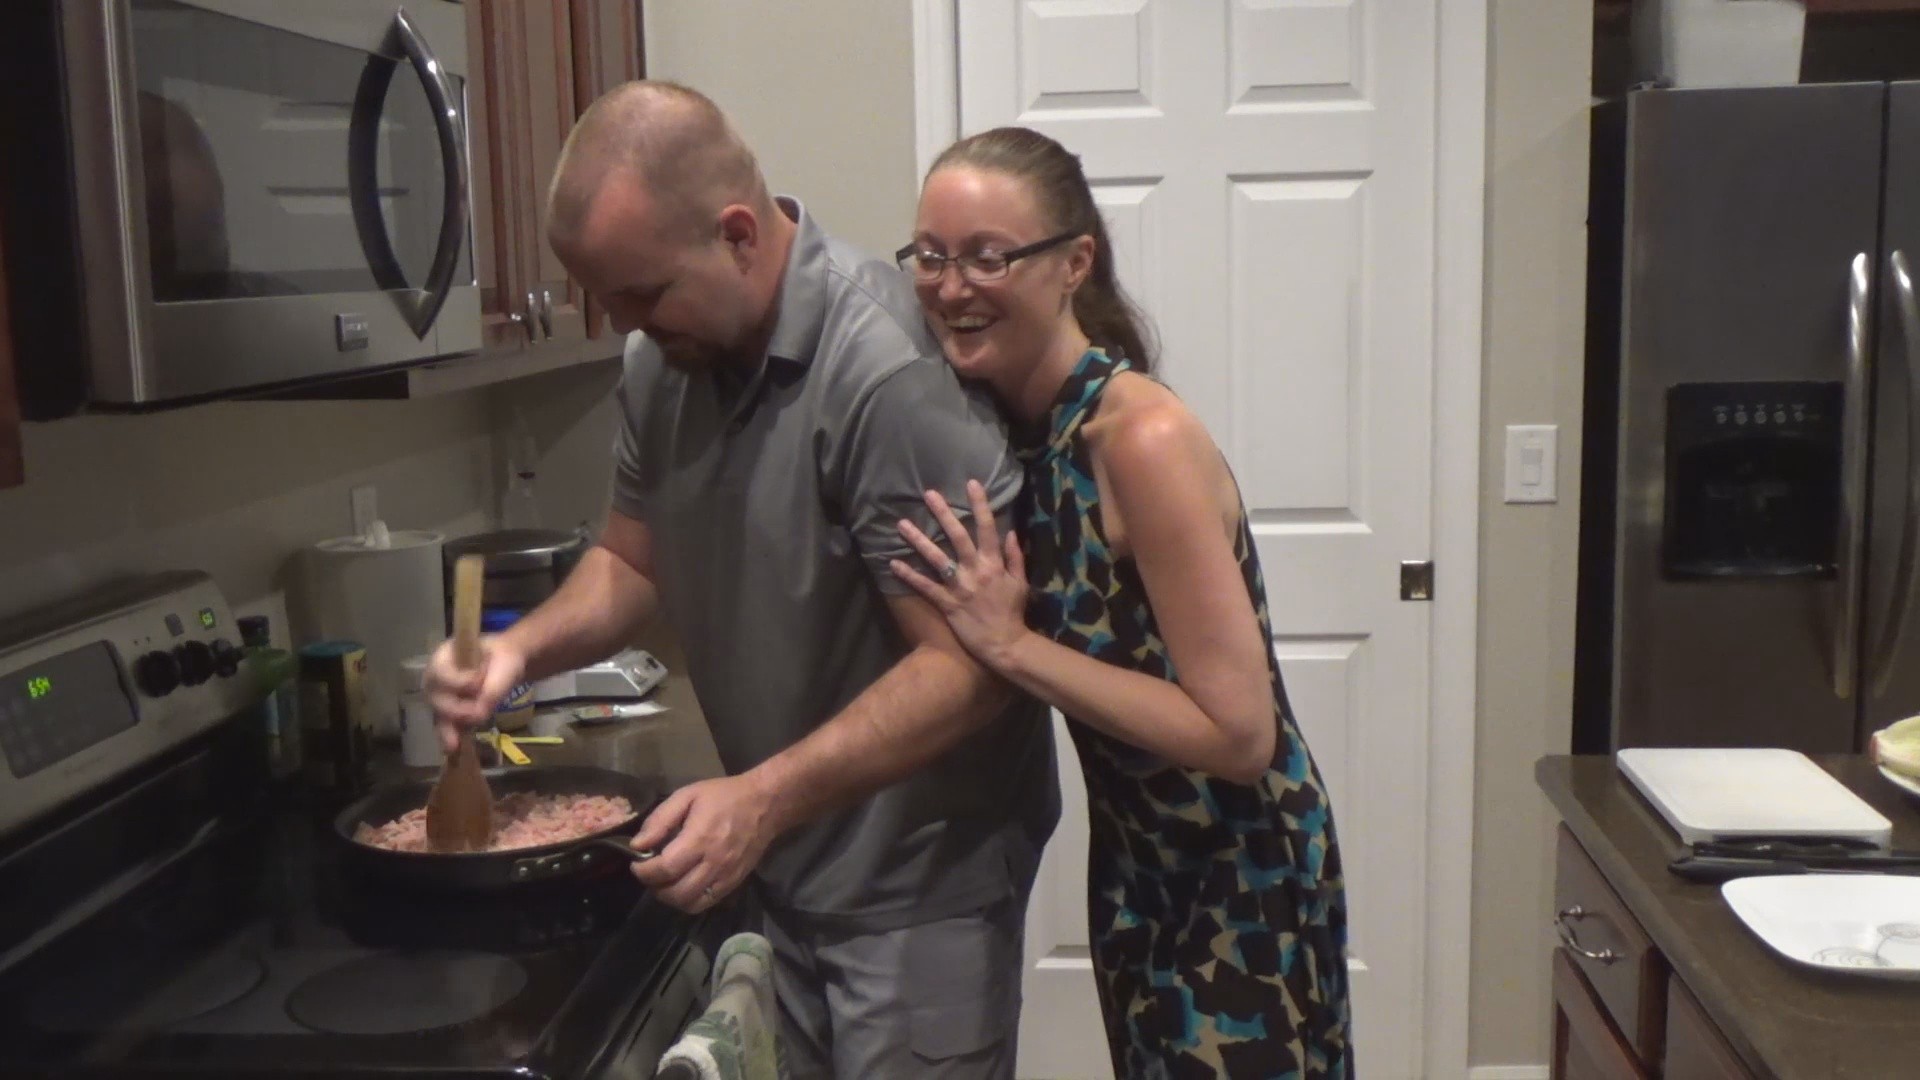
{"left": 443, "top": 528, "right": 587, "bottom": 572}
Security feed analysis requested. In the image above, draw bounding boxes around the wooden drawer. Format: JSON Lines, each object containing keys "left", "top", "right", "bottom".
{"left": 1553, "top": 950, "right": 1651, "bottom": 1080}
{"left": 1554, "top": 824, "right": 1666, "bottom": 1068}
{"left": 1665, "top": 974, "right": 1756, "bottom": 1080}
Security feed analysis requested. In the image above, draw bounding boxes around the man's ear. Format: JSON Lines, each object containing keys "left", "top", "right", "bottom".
{"left": 716, "top": 204, "right": 758, "bottom": 267}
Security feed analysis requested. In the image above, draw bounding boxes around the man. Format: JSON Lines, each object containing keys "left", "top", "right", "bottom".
{"left": 425, "top": 81, "right": 1058, "bottom": 1079}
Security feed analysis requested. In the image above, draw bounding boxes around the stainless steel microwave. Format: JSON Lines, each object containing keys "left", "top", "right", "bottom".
{"left": 1, "top": 0, "right": 480, "bottom": 418}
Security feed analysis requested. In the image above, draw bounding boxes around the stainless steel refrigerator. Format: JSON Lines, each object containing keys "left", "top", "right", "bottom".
{"left": 1575, "top": 82, "right": 1920, "bottom": 754}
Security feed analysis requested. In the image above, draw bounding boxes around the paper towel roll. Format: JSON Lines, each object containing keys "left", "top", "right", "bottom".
{"left": 306, "top": 528, "right": 446, "bottom": 738}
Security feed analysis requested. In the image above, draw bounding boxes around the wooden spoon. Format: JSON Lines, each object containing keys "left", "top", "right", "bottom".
{"left": 425, "top": 554, "right": 496, "bottom": 852}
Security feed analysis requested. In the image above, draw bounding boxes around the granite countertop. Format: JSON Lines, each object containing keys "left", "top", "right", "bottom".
{"left": 377, "top": 668, "right": 726, "bottom": 790}
{"left": 1536, "top": 754, "right": 1920, "bottom": 1080}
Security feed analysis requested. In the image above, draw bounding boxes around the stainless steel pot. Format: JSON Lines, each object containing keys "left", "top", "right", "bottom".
{"left": 441, "top": 527, "right": 588, "bottom": 614}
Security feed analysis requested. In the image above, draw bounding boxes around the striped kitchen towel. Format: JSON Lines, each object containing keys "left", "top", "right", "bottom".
{"left": 654, "top": 932, "right": 781, "bottom": 1080}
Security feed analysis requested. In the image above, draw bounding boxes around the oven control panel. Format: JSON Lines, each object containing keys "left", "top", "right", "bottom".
{"left": 0, "top": 572, "right": 253, "bottom": 838}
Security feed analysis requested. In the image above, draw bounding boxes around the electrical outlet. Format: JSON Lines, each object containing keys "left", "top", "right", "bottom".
{"left": 1503, "top": 425, "right": 1557, "bottom": 504}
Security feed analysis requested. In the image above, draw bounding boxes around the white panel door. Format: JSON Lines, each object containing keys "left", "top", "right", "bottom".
{"left": 957, "top": 3, "right": 1439, "bottom": 1076}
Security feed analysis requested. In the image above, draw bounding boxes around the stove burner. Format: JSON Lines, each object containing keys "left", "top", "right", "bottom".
{"left": 28, "top": 947, "right": 267, "bottom": 1033}
{"left": 285, "top": 951, "right": 528, "bottom": 1035}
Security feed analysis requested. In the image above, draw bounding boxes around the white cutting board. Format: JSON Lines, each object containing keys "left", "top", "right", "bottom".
{"left": 1616, "top": 748, "right": 1893, "bottom": 846}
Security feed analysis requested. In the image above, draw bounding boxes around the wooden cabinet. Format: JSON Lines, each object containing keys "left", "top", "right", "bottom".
{"left": 1553, "top": 826, "right": 1666, "bottom": 1069}
{"left": 1553, "top": 951, "right": 1650, "bottom": 1080}
{"left": 1550, "top": 823, "right": 1762, "bottom": 1080}
{"left": 465, "top": 0, "right": 529, "bottom": 353}
{"left": 1665, "top": 976, "right": 1757, "bottom": 1080}
{"left": 466, "top": 0, "right": 642, "bottom": 358}
{"left": 0, "top": 189, "right": 20, "bottom": 490}
{"left": 569, "top": 0, "right": 645, "bottom": 341}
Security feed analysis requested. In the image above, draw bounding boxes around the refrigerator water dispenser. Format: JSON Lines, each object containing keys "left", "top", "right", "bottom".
{"left": 1662, "top": 381, "right": 1843, "bottom": 579}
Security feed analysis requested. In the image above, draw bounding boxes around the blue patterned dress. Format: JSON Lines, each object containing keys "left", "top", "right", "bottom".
{"left": 1014, "top": 347, "right": 1353, "bottom": 1079}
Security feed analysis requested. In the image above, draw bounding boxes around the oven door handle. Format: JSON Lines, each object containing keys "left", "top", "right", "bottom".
{"left": 1836, "top": 252, "right": 1874, "bottom": 700}
{"left": 393, "top": 7, "right": 468, "bottom": 340}
{"left": 1872, "top": 250, "right": 1920, "bottom": 694}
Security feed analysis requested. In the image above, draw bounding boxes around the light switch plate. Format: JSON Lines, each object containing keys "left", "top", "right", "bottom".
{"left": 1504, "top": 424, "right": 1557, "bottom": 504}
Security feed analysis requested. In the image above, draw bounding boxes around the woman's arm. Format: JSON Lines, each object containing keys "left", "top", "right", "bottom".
{"left": 892, "top": 412, "right": 1278, "bottom": 783}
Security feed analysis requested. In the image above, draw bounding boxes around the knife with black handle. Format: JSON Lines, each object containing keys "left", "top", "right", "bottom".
{"left": 1669, "top": 851, "right": 1920, "bottom": 884}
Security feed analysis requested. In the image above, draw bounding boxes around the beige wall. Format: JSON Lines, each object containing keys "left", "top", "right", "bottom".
{"left": 518, "top": 0, "right": 929, "bottom": 537}
{"left": 1469, "top": 0, "right": 1594, "bottom": 1069}
{"left": 641, "top": 0, "right": 920, "bottom": 260}
{"left": 0, "top": 393, "right": 496, "bottom": 639}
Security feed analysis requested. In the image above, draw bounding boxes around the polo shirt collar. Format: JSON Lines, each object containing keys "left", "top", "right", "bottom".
{"left": 764, "top": 196, "right": 831, "bottom": 367}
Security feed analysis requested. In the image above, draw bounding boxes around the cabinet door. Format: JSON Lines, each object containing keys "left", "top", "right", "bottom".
{"left": 1665, "top": 975, "right": 1756, "bottom": 1080}
{"left": 1552, "top": 951, "right": 1650, "bottom": 1080}
{"left": 569, "top": 0, "right": 644, "bottom": 341}
{"left": 504, "top": 0, "right": 588, "bottom": 348}
{"left": 466, "top": 0, "right": 536, "bottom": 352}
{"left": 0, "top": 186, "right": 21, "bottom": 490}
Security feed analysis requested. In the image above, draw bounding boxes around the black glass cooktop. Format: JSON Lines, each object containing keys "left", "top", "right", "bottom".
{"left": 0, "top": 727, "right": 717, "bottom": 1079}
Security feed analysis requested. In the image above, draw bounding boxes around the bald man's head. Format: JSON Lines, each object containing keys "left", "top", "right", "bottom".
{"left": 547, "top": 80, "right": 770, "bottom": 248}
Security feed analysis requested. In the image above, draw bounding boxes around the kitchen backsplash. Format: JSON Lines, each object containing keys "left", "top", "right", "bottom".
{"left": 0, "top": 390, "right": 498, "bottom": 635}
{"left": 485, "top": 360, "right": 623, "bottom": 543}
{"left": 0, "top": 346, "right": 624, "bottom": 654}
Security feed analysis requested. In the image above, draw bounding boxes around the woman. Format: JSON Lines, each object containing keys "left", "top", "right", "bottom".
{"left": 889, "top": 127, "right": 1354, "bottom": 1078}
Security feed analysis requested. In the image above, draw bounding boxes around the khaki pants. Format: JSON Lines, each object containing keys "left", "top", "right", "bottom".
{"left": 762, "top": 893, "right": 1029, "bottom": 1080}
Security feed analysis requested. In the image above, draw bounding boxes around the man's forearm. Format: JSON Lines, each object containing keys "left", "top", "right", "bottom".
{"left": 745, "top": 644, "right": 1010, "bottom": 835}
{"left": 501, "top": 545, "right": 659, "bottom": 682}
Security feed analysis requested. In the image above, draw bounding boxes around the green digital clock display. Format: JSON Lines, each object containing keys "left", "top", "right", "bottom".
{"left": 1, "top": 642, "right": 137, "bottom": 781}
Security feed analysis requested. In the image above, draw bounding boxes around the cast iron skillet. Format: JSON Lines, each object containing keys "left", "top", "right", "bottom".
{"left": 333, "top": 764, "right": 664, "bottom": 892}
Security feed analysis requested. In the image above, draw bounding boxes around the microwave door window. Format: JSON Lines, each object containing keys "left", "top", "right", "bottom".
{"left": 129, "top": 1, "right": 462, "bottom": 308}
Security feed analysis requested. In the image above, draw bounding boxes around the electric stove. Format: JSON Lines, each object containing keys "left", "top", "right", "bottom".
{"left": 0, "top": 572, "right": 727, "bottom": 1078}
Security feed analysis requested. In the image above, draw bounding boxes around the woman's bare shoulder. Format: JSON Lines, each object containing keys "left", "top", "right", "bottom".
{"left": 1087, "top": 371, "right": 1211, "bottom": 465}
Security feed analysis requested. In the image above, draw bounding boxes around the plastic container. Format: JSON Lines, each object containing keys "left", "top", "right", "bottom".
{"left": 297, "top": 640, "right": 372, "bottom": 792}
{"left": 481, "top": 608, "right": 535, "bottom": 733}
{"left": 248, "top": 648, "right": 303, "bottom": 781}
{"left": 238, "top": 615, "right": 301, "bottom": 781}
{"left": 396, "top": 654, "right": 444, "bottom": 767}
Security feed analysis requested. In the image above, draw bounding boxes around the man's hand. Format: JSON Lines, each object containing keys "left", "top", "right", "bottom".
{"left": 627, "top": 774, "right": 779, "bottom": 911}
{"left": 424, "top": 634, "right": 527, "bottom": 752}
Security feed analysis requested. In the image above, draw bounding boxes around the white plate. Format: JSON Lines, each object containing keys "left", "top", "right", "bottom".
{"left": 1722, "top": 873, "right": 1920, "bottom": 979}
{"left": 1878, "top": 764, "right": 1920, "bottom": 801}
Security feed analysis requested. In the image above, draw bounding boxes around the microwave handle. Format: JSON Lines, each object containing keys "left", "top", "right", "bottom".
{"left": 1835, "top": 252, "right": 1874, "bottom": 700}
{"left": 393, "top": 7, "right": 468, "bottom": 340}
{"left": 1872, "top": 250, "right": 1920, "bottom": 694}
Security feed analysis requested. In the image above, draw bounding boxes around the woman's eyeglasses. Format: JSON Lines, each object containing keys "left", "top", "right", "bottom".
{"left": 895, "top": 230, "right": 1082, "bottom": 284}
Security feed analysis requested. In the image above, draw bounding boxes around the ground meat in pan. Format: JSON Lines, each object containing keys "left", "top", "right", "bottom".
{"left": 353, "top": 792, "right": 635, "bottom": 853}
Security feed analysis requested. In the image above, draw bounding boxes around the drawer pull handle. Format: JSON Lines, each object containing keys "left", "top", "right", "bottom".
{"left": 1555, "top": 905, "right": 1620, "bottom": 964}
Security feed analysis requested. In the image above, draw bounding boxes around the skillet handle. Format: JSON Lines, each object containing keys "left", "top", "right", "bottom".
{"left": 508, "top": 836, "right": 654, "bottom": 882}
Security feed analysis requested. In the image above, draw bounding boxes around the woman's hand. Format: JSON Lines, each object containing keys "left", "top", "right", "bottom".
{"left": 890, "top": 479, "right": 1032, "bottom": 671}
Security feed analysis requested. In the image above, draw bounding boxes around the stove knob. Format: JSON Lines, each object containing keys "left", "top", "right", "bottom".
{"left": 174, "top": 640, "right": 215, "bottom": 687}
{"left": 135, "top": 650, "right": 181, "bottom": 698}
{"left": 211, "top": 638, "right": 241, "bottom": 678}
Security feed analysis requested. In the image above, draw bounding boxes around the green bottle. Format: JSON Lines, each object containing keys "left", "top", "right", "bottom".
{"left": 239, "top": 616, "right": 302, "bottom": 781}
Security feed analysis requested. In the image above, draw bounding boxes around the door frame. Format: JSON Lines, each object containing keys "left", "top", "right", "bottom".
{"left": 909, "top": 3, "right": 1487, "bottom": 1077}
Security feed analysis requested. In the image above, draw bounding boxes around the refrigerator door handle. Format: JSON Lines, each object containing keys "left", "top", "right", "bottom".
{"left": 1836, "top": 253, "right": 1875, "bottom": 700}
{"left": 1872, "top": 251, "right": 1920, "bottom": 694}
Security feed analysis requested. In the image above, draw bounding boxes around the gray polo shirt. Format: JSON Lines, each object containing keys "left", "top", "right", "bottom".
{"left": 610, "top": 198, "right": 1059, "bottom": 927}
